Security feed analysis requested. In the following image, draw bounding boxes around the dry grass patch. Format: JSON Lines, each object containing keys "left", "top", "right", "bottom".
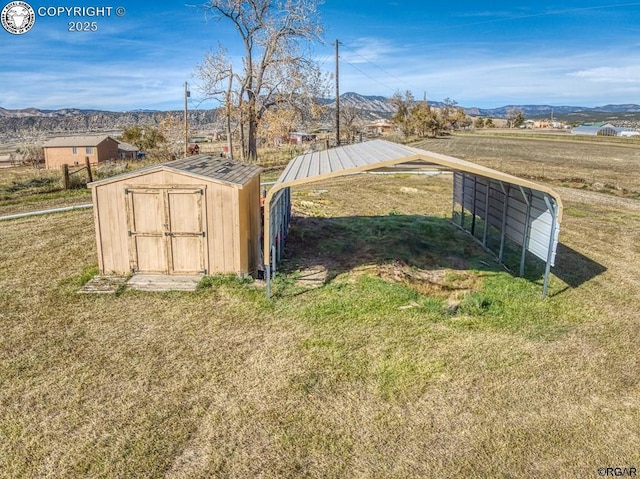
{"left": 414, "top": 134, "right": 640, "bottom": 197}
{"left": 1, "top": 145, "right": 639, "bottom": 477}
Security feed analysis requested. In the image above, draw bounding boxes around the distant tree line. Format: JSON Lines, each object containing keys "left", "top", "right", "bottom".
{"left": 120, "top": 113, "right": 185, "bottom": 161}
{"left": 389, "top": 91, "right": 472, "bottom": 138}
{"left": 389, "top": 92, "right": 528, "bottom": 136}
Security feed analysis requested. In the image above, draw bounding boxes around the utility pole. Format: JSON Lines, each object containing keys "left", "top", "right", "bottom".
{"left": 335, "top": 39, "right": 340, "bottom": 146}
{"left": 184, "top": 81, "right": 190, "bottom": 157}
{"left": 226, "top": 67, "right": 233, "bottom": 160}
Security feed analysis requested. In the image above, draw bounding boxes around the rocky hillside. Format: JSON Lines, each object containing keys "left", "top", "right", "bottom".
{"left": 323, "top": 93, "right": 640, "bottom": 123}
{"left": 338, "top": 92, "right": 396, "bottom": 118}
{"left": 3, "top": 95, "right": 640, "bottom": 141}
{"left": 0, "top": 108, "right": 219, "bottom": 142}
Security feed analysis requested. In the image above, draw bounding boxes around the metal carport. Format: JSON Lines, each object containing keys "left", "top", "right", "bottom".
{"left": 263, "top": 139, "right": 562, "bottom": 297}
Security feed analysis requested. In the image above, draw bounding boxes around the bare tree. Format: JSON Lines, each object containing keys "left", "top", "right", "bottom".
{"left": 156, "top": 113, "right": 186, "bottom": 161}
{"left": 340, "top": 104, "right": 362, "bottom": 142}
{"left": 390, "top": 90, "right": 415, "bottom": 137}
{"left": 437, "top": 97, "right": 470, "bottom": 132}
{"left": 261, "top": 106, "right": 300, "bottom": 147}
{"left": 411, "top": 99, "right": 438, "bottom": 138}
{"left": 16, "top": 143, "right": 44, "bottom": 167}
{"left": 197, "top": 0, "right": 325, "bottom": 161}
{"left": 507, "top": 107, "right": 525, "bottom": 128}
{"left": 195, "top": 48, "right": 232, "bottom": 153}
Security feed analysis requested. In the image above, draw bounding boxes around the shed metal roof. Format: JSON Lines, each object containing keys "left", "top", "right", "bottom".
{"left": 89, "top": 154, "right": 262, "bottom": 188}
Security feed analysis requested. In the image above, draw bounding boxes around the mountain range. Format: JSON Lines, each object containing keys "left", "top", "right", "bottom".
{"left": 3, "top": 93, "right": 640, "bottom": 137}
{"left": 335, "top": 93, "right": 640, "bottom": 122}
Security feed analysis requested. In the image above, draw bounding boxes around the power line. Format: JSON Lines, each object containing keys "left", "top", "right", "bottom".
{"left": 339, "top": 56, "right": 399, "bottom": 95}
{"left": 339, "top": 42, "right": 422, "bottom": 94}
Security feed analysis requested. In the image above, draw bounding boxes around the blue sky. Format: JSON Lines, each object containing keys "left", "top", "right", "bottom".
{"left": 2, "top": 0, "right": 640, "bottom": 111}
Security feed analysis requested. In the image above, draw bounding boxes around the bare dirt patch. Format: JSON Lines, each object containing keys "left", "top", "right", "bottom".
{"left": 376, "top": 260, "right": 482, "bottom": 300}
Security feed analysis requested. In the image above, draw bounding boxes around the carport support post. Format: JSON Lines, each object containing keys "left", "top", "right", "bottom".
{"left": 460, "top": 174, "right": 466, "bottom": 228}
{"left": 471, "top": 176, "right": 478, "bottom": 237}
{"left": 271, "top": 245, "right": 277, "bottom": 276}
{"left": 519, "top": 187, "right": 532, "bottom": 277}
{"left": 542, "top": 195, "right": 558, "bottom": 298}
{"left": 451, "top": 173, "right": 459, "bottom": 225}
{"left": 482, "top": 179, "right": 491, "bottom": 247}
{"left": 266, "top": 265, "right": 271, "bottom": 297}
{"left": 498, "top": 182, "right": 509, "bottom": 262}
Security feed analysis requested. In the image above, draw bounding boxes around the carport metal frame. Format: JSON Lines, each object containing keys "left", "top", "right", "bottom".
{"left": 263, "top": 140, "right": 563, "bottom": 298}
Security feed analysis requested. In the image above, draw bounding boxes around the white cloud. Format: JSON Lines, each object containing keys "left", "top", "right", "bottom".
{"left": 330, "top": 36, "right": 640, "bottom": 107}
{"left": 569, "top": 66, "right": 640, "bottom": 84}
{"left": 339, "top": 37, "right": 403, "bottom": 64}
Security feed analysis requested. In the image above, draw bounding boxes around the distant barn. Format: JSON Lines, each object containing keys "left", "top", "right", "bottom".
{"left": 571, "top": 122, "right": 639, "bottom": 137}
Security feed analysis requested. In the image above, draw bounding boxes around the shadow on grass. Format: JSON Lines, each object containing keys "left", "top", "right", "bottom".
{"left": 277, "top": 214, "right": 606, "bottom": 295}
{"left": 551, "top": 243, "right": 607, "bottom": 291}
{"left": 279, "top": 215, "right": 501, "bottom": 292}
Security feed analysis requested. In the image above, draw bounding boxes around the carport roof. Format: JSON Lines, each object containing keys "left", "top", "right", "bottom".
{"left": 263, "top": 139, "right": 564, "bottom": 297}
{"left": 273, "top": 139, "right": 562, "bottom": 218}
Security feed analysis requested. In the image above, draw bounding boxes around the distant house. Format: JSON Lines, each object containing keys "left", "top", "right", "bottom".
{"left": 289, "top": 132, "right": 316, "bottom": 144}
{"left": 117, "top": 142, "right": 139, "bottom": 160}
{"left": 43, "top": 134, "right": 119, "bottom": 169}
{"left": 365, "top": 119, "right": 394, "bottom": 136}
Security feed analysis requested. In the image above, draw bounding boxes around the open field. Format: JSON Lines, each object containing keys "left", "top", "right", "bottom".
{"left": 415, "top": 133, "right": 640, "bottom": 197}
{"left": 1, "top": 136, "right": 640, "bottom": 477}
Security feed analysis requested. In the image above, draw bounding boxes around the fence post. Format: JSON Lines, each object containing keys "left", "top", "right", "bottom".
{"left": 62, "top": 164, "right": 70, "bottom": 190}
{"left": 85, "top": 157, "right": 93, "bottom": 183}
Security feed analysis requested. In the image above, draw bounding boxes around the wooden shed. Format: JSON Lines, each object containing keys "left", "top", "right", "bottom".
{"left": 89, "top": 155, "right": 262, "bottom": 277}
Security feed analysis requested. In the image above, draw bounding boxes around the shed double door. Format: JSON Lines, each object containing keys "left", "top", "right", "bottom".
{"left": 125, "top": 187, "right": 207, "bottom": 274}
